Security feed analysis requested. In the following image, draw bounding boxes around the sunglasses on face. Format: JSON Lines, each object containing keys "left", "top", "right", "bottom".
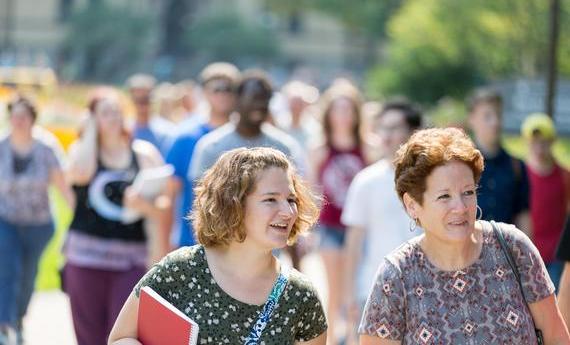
{"left": 205, "top": 80, "right": 234, "bottom": 94}
{"left": 132, "top": 96, "right": 151, "bottom": 105}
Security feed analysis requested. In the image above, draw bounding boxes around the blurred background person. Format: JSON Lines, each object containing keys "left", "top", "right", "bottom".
{"left": 466, "top": 88, "right": 531, "bottom": 233}
{"left": 522, "top": 113, "right": 570, "bottom": 291}
{"left": 0, "top": 96, "right": 73, "bottom": 344}
{"left": 342, "top": 100, "right": 422, "bottom": 345}
{"left": 164, "top": 62, "right": 240, "bottom": 249}
{"left": 127, "top": 73, "right": 172, "bottom": 157}
{"left": 153, "top": 82, "right": 180, "bottom": 125}
{"left": 555, "top": 217, "right": 570, "bottom": 327}
{"left": 176, "top": 79, "right": 198, "bottom": 123}
{"left": 309, "top": 79, "right": 367, "bottom": 345}
{"left": 63, "top": 88, "right": 167, "bottom": 345}
{"left": 189, "top": 69, "right": 306, "bottom": 180}
{"left": 278, "top": 80, "right": 322, "bottom": 150}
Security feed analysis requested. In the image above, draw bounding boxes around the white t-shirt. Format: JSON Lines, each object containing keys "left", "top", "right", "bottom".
{"left": 341, "top": 159, "right": 419, "bottom": 301}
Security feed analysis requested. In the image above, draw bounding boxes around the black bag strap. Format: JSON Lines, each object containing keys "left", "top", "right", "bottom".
{"left": 491, "top": 220, "right": 523, "bottom": 286}
{"left": 490, "top": 220, "right": 544, "bottom": 344}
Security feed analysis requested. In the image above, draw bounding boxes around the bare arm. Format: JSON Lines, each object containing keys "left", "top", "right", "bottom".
{"left": 307, "top": 143, "right": 327, "bottom": 191}
{"left": 344, "top": 226, "right": 366, "bottom": 342}
{"left": 162, "top": 176, "right": 182, "bottom": 252}
{"left": 295, "top": 331, "right": 326, "bottom": 345}
{"left": 67, "top": 117, "right": 98, "bottom": 185}
{"left": 557, "top": 263, "right": 570, "bottom": 328}
{"left": 127, "top": 140, "right": 172, "bottom": 264}
{"left": 125, "top": 140, "right": 169, "bottom": 221}
{"left": 50, "top": 168, "right": 75, "bottom": 210}
{"left": 529, "top": 294, "right": 570, "bottom": 344}
{"left": 359, "top": 335, "right": 401, "bottom": 345}
{"left": 108, "top": 292, "right": 141, "bottom": 345}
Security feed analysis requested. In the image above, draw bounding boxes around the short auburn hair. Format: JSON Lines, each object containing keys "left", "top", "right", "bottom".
{"left": 191, "top": 147, "right": 320, "bottom": 247}
{"left": 394, "top": 127, "right": 484, "bottom": 205}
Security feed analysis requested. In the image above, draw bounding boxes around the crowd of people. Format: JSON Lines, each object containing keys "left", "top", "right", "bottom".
{"left": 0, "top": 61, "right": 569, "bottom": 345}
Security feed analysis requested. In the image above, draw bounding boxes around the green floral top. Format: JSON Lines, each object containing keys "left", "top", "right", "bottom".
{"left": 134, "top": 245, "right": 327, "bottom": 344}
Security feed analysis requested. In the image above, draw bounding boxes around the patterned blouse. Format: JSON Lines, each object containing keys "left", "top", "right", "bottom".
{"left": 135, "top": 245, "right": 327, "bottom": 344}
{"left": 359, "top": 221, "right": 554, "bottom": 344}
{"left": 0, "top": 134, "right": 61, "bottom": 225}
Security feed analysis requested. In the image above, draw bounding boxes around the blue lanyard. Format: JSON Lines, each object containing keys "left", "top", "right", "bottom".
{"left": 244, "top": 265, "right": 290, "bottom": 345}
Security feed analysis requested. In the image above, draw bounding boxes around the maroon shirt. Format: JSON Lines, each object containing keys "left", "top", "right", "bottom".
{"left": 318, "top": 145, "right": 365, "bottom": 228}
{"left": 527, "top": 164, "right": 570, "bottom": 263}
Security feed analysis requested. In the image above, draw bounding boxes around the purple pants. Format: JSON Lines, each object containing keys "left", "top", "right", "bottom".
{"left": 63, "top": 264, "right": 146, "bottom": 345}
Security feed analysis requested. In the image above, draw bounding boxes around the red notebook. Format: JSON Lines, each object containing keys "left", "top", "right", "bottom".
{"left": 138, "top": 286, "right": 199, "bottom": 345}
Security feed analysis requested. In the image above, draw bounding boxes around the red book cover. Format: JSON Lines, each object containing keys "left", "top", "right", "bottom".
{"left": 138, "top": 286, "right": 199, "bottom": 345}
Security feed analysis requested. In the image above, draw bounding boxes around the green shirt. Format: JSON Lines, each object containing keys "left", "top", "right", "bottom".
{"left": 134, "top": 245, "right": 327, "bottom": 344}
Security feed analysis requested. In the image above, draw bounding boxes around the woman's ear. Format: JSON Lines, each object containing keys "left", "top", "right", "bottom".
{"left": 403, "top": 192, "right": 418, "bottom": 219}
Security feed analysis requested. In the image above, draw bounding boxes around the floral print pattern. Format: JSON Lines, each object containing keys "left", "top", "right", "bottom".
{"left": 135, "top": 245, "right": 327, "bottom": 344}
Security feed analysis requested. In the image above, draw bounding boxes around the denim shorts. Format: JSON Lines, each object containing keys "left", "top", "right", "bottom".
{"left": 318, "top": 225, "right": 346, "bottom": 249}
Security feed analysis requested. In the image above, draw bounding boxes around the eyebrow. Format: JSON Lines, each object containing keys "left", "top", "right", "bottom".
{"left": 435, "top": 184, "right": 476, "bottom": 193}
{"left": 260, "top": 191, "right": 297, "bottom": 197}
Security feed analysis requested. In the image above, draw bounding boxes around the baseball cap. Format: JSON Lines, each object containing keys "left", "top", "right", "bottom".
{"left": 521, "top": 113, "right": 556, "bottom": 140}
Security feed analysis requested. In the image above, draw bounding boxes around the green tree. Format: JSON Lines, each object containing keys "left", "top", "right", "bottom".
{"left": 184, "top": 9, "right": 280, "bottom": 65}
{"left": 367, "top": 0, "right": 570, "bottom": 104}
{"left": 63, "top": 1, "right": 154, "bottom": 82}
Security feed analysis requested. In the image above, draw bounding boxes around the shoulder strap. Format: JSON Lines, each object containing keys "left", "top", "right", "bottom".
{"left": 490, "top": 221, "right": 542, "bottom": 339}
{"left": 244, "top": 265, "right": 290, "bottom": 345}
{"left": 491, "top": 220, "right": 522, "bottom": 284}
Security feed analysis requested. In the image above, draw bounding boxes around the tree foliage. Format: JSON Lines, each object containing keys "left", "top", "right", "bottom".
{"left": 367, "top": 0, "right": 570, "bottom": 104}
{"left": 184, "top": 9, "right": 280, "bottom": 65}
{"left": 63, "top": 1, "right": 153, "bottom": 82}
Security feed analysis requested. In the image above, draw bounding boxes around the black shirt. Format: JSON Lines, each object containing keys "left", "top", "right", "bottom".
{"left": 69, "top": 150, "right": 146, "bottom": 242}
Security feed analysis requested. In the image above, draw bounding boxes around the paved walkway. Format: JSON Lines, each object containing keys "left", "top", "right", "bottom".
{"left": 23, "top": 291, "right": 76, "bottom": 345}
{"left": 23, "top": 253, "right": 328, "bottom": 345}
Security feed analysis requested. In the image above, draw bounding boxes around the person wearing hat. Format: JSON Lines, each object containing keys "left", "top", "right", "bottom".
{"left": 522, "top": 113, "right": 570, "bottom": 290}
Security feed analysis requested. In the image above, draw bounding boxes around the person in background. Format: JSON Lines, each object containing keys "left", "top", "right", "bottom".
{"left": 153, "top": 82, "right": 180, "bottom": 125}
{"left": 176, "top": 79, "right": 198, "bottom": 123}
{"left": 359, "top": 127, "right": 569, "bottom": 344}
{"left": 64, "top": 88, "right": 167, "bottom": 345}
{"left": 109, "top": 147, "right": 327, "bottom": 344}
{"left": 189, "top": 69, "right": 306, "bottom": 180}
{"left": 309, "top": 79, "right": 367, "bottom": 345}
{"left": 521, "top": 113, "right": 570, "bottom": 290}
{"left": 466, "top": 88, "right": 531, "bottom": 234}
{"left": 555, "top": 217, "right": 570, "bottom": 327}
{"left": 164, "top": 62, "right": 240, "bottom": 249}
{"left": 0, "top": 96, "right": 74, "bottom": 345}
{"left": 278, "top": 80, "right": 322, "bottom": 149}
{"left": 126, "top": 73, "right": 172, "bottom": 157}
{"left": 341, "top": 100, "right": 422, "bottom": 345}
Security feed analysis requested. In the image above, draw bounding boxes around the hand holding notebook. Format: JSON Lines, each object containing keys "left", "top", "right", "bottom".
{"left": 138, "top": 286, "right": 199, "bottom": 345}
